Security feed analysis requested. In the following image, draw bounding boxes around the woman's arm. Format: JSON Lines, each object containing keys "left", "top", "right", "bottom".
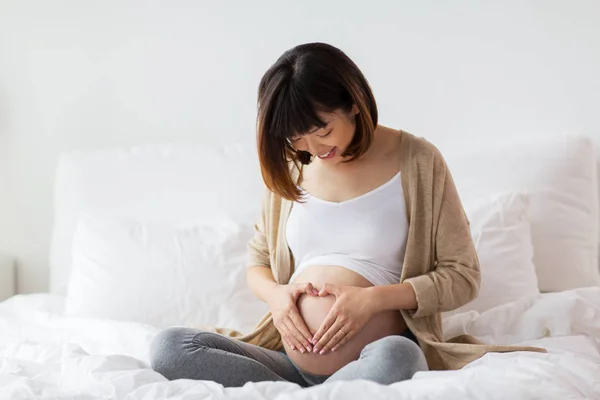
{"left": 369, "top": 147, "right": 480, "bottom": 317}
{"left": 245, "top": 185, "right": 278, "bottom": 303}
{"left": 246, "top": 186, "right": 272, "bottom": 269}
{"left": 405, "top": 150, "right": 480, "bottom": 318}
{"left": 246, "top": 266, "right": 279, "bottom": 303}
{"left": 364, "top": 282, "right": 417, "bottom": 313}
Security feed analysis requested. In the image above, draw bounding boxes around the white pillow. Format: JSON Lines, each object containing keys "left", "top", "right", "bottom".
{"left": 64, "top": 214, "right": 268, "bottom": 332}
{"left": 50, "top": 142, "right": 263, "bottom": 295}
{"left": 445, "top": 134, "right": 600, "bottom": 292}
{"left": 444, "top": 192, "right": 539, "bottom": 316}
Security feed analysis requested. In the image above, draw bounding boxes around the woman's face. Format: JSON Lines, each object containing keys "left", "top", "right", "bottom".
{"left": 288, "top": 106, "right": 358, "bottom": 165}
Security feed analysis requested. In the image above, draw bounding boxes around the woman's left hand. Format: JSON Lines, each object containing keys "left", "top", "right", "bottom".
{"left": 310, "top": 283, "right": 376, "bottom": 355}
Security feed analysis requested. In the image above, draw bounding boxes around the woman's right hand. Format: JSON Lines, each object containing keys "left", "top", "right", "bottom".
{"left": 267, "top": 282, "right": 319, "bottom": 353}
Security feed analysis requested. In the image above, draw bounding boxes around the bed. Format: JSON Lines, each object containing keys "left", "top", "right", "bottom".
{"left": 1, "top": 135, "right": 599, "bottom": 399}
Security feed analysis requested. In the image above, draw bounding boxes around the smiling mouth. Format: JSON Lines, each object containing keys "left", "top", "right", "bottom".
{"left": 317, "top": 147, "right": 336, "bottom": 159}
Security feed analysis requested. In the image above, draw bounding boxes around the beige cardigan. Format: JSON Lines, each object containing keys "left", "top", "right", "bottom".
{"left": 197, "top": 130, "right": 546, "bottom": 370}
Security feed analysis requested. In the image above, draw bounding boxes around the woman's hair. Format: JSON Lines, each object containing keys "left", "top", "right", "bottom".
{"left": 256, "top": 42, "right": 378, "bottom": 201}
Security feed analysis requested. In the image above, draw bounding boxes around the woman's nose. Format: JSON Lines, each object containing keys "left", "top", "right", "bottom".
{"left": 302, "top": 136, "right": 322, "bottom": 156}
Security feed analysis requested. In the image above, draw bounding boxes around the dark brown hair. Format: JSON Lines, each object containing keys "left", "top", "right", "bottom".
{"left": 256, "top": 42, "right": 378, "bottom": 201}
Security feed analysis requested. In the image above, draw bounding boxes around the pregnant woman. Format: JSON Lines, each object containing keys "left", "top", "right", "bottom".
{"left": 149, "top": 42, "right": 543, "bottom": 388}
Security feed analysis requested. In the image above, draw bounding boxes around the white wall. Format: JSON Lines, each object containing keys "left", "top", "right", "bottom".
{"left": 0, "top": 0, "right": 599, "bottom": 294}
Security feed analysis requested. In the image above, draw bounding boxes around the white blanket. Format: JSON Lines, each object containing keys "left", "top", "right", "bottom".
{"left": 1, "top": 288, "right": 599, "bottom": 400}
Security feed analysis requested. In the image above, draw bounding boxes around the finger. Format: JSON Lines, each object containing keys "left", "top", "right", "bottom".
{"left": 311, "top": 308, "right": 338, "bottom": 346}
{"left": 321, "top": 327, "right": 350, "bottom": 354}
{"left": 279, "top": 323, "right": 300, "bottom": 350}
{"left": 283, "top": 317, "right": 309, "bottom": 353}
{"left": 331, "top": 330, "right": 356, "bottom": 353}
{"left": 283, "top": 318, "right": 306, "bottom": 352}
{"left": 281, "top": 322, "right": 301, "bottom": 350}
{"left": 314, "top": 318, "right": 344, "bottom": 353}
{"left": 277, "top": 324, "right": 296, "bottom": 350}
{"left": 288, "top": 308, "right": 314, "bottom": 350}
{"left": 318, "top": 283, "right": 331, "bottom": 296}
{"left": 303, "top": 282, "right": 319, "bottom": 296}
{"left": 318, "top": 283, "right": 337, "bottom": 297}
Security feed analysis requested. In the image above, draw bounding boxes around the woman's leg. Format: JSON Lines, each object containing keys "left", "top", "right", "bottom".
{"left": 149, "top": 327, "right": 308, "bottom": 387}
{"left": 324, "top": 334, "right": 429, "bottom": 385}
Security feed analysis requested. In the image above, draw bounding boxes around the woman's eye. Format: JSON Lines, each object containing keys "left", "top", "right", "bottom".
{"left": 318, "top": 130, "right": 332, "bottom": 138}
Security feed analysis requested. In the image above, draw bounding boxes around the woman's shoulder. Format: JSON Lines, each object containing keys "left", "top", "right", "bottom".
{"left": 397, "top": 130, "right": 446, "bottom": 170}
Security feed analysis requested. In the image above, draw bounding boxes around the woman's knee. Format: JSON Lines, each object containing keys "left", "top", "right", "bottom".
{"left": 363, "top": 335, "right": 429, "bottom": 378}
{"left": 149, "top": 327, "right": 214, "bottom": 376}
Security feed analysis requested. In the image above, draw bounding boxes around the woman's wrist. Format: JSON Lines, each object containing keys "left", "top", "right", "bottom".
{"left": 264, "top": 281, "right": 281, "bottom": 304}
{"left": 363, "top": 286, "right": 384, "bottom": 314}
{"left": 364, "top": 282, "right": 417, "bottom": 313}
{"left": 247, "top": 266, "right": 282, "bottom": 305}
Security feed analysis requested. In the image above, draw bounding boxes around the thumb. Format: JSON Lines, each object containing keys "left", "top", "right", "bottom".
{"left": 304, "top": 282, "right": 319, "bottom": 296}
{"left": 319, "top": 283, "right": 335, "bottom": 296}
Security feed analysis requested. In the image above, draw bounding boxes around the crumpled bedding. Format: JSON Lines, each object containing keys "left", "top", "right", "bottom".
{"left": 1, "top": 287, "right": 599, "bottom": 399}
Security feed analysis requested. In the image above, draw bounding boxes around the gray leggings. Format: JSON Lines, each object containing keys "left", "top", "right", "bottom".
{"left": 149, "top": 327, "right": 428, "bottom": 388}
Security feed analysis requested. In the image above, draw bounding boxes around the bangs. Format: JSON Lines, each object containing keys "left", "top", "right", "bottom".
{"left": 256, "top": 42, "right": 378, "bottom": 201}
{"left": 267, "top": 80, "right": 331, "bottom": 142}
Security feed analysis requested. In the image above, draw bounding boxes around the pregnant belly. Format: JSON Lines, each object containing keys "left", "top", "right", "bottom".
{"left": 283, "top": 265, "right": 407, "bottom": 376}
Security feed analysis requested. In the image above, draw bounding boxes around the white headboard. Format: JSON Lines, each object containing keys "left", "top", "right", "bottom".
{"left": 50, "top": 134, "right": 600, "bottom": 295}
{"left": 49, "top": 142, "right": 264, "bottom": 295}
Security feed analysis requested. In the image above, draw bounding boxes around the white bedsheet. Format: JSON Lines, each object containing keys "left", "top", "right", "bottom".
{"left": 1, "top": 288, "right": 599, "bottom": 400}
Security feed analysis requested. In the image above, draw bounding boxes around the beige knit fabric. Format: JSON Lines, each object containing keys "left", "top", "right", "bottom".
{"left": 194, "top": 130, "right": 546, "bottom": 370}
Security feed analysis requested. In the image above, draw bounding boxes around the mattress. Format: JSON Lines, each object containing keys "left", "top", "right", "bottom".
{"left": 1, "top": 288, "right": 599, "bottom": 399}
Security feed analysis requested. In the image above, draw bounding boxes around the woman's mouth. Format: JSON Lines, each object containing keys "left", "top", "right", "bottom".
{"left": 318, "top": 147, "right": 337, "bottom": 160}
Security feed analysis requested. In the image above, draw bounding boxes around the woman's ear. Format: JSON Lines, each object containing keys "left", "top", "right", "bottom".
{"left": 351, "top": 104, "right": 359, "bottom": 115}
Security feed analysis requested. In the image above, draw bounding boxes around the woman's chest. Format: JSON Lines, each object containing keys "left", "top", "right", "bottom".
{"left": 285, "top": 178, "right": 408, "bottom": 263}
{"left": 299, "top": 158, "right": 402, "bottom": 204}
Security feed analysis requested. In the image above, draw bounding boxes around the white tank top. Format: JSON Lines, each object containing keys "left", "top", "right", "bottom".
{"left": 286, "top": 171, "right": 409, "bottom": 286}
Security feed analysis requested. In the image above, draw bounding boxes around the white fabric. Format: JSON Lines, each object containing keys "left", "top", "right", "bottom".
{"left": 1, "top": 288, "right": 599, "bottom": 399}
{"left": 37, "top": 135, "right": 600, "bottom": 399}
{"left": 51, "top": 135, "right": 600, "bottom": 295}
{"left": 444, "top": 192, "right": 539, "bottom": 316}
{"left": 445, "top": 133, "right": 600, "bottom": 292}
{"left": 287, "top": 171, "right": 407, "bottom": 286}
{"left": 64, "top": 214, "right": 268, "bottom": 333}
{"left": 50, "top": 142, "right": 263, "bottom": 295}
